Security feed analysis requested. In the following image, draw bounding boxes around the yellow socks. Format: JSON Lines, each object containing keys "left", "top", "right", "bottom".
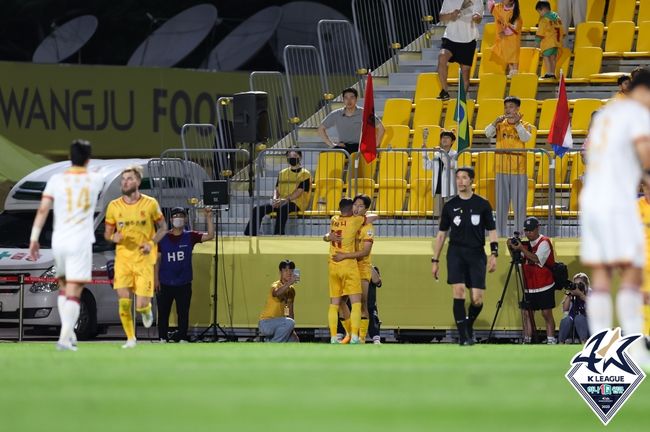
{"left": 328, "top": 304, "right": 339, "bottom": 338}
{"left": 350, "top": 302, "right": 361, "bottom": 337}
{"left": 359, "top": 318, "right": 369, "bottom": 343}
{"left": 136, "top": 302, "right": 152, "bottom": 316}
{"left": 342, "top": 319, "right": 352, "bottom": 336}
{"left": 119, "top": 298, "right": 135, "bottom": 341}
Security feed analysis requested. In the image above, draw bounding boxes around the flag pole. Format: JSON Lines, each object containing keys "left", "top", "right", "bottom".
{"left": 457, "top": 66, "right": 461, "bottom": 136}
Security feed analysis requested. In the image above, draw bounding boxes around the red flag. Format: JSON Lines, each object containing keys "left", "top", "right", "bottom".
{"left": 547, "top": 74, "right": 573, "bottom": 157}
{"left": 359, "top": 73, "right": 377, "bottom": 163}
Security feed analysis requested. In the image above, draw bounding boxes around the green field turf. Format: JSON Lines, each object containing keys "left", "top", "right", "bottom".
{"left": 0, "top": 342, "right": 646, "bottom": 431}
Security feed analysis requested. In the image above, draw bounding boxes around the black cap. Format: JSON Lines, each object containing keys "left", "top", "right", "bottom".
{"left": 523, "top": 217, "right": 540, "bottom": 231}
{"left": 171, "top": 207, "right": 187, "bottom": 217}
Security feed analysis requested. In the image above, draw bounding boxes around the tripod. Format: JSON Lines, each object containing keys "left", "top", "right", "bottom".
{"left": 197, "top": 206, "right": 235, "bottom": 342}
{"left": 487, "top": 252, "right": 534, "bottom": 342}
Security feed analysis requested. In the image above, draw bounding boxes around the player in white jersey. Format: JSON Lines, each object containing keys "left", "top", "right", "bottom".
{"left": 580, "top": 68, "right": 650, "bottom": 365}
{"left": 29, "top": 140, "right": 104, "bottom": 351}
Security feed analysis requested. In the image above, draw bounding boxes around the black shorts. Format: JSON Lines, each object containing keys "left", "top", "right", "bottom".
{"left": 446, "top": 246, "right": 487, "bottom": 289}
{"left": 342, "top": 142, "right": 359, "bottom": 154}
{"left": 441, "top": 38, "right": 477, "bottom": 67}
{"left": 521, "top": 288, "right": 556, "bottom": 311}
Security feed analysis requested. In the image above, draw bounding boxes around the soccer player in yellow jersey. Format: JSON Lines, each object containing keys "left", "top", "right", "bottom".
{"left": 104, "top": 166, "right": 167, "bottom": 348}
{"left": 331, "top": 194, "right": 375, "bottom": 343}
{"left": 638, "top": 183, "right": 650, "bottom": 346}
{"left": 325, "top": 198, "right": 366, "bottom": 344}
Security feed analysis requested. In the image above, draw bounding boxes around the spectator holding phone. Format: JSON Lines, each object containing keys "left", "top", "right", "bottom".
{"left": 258, "top": 260, "right": 300, "bottom": 342}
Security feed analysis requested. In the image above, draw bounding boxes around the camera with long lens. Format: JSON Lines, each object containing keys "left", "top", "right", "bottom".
{"left": 507, "top": 231, "right": 523, "bottom": 262}
{"left": 565, "top": 281, "right": 586, "bottom": 296}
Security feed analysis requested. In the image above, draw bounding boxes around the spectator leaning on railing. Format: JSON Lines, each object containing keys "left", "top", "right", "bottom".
{"left": 485, "top": 96, "right": 532, "bottom": 237}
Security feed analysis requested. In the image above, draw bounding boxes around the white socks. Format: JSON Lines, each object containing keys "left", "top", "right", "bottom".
{"left": 616, "top": 288, "right": 644, "bottom": 337}
{"left": 57, "top": 294, "right": 66, "bottom": 324}
{"left": 58, "top": 298, "right": 80, "bottom": 346}
{"left": 587, "top": 291, "right": 613, "bottom": 336}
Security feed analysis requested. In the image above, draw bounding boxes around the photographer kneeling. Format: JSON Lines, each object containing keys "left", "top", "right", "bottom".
{"left": 258, "top": 260, "right": 300, "bottom": 342}
{"left": 558, "top": 273, "right": 590, "bottom": 344}
{"left": 508, "top": 217, "right": 557, "bottom": 344}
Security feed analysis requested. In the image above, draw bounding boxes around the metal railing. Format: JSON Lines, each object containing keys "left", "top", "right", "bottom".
{"left": 386, "top": 0, "right": 443, "bottom": 53}
{"left": 249, "top": 71, "right": 297, "bottom": 147}
{"left": 317, "top": 19, "right": 366, "bottom": 94}
{"left": 283, "top": 45, "right": 332, "bottom": 127}
{"left": 351, "top": 0, "right": 397, "bottom": 75}
{"left": 148, "top": 148, "right": 251, "bottom": 236}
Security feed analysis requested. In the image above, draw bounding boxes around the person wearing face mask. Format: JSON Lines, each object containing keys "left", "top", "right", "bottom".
{"left": 155, "top": 207, "right": 214, "bottom": 342}
{"left": 244, "top": 149, "right": 312, "bottom": 236}
{"left": 422, "top": 129, "right": 458, "bottom": 214}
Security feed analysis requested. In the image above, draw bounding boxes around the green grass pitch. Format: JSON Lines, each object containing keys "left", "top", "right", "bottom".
{"left": 0, "top": 342, "right": 647, "bottom": 431}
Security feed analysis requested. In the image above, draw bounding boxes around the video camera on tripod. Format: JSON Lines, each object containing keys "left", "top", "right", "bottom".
{"left": 507, "top": 231, "right": 525, "bottom": 262}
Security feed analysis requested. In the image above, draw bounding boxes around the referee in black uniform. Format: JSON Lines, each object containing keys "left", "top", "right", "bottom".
{"left": 431, "top": 167, "right": 498, "bottom": 345}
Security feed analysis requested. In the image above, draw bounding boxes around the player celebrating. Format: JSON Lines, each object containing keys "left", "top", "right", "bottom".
{"left": 580, "top": 68, "right": 650, "bottom": 364}
{"left": 324, "top": 198, "right": 366, "bottom": 344}
{"left": 104, "top": 166, "right": 167, "bottom": 348}
{"left": 29, "top": 140, "right": 104, "bottom": 351}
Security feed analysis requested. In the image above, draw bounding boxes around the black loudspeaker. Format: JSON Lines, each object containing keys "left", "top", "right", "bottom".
{"left": 233, "top": 91, "right": 269, "bottom": 143}
{"left": 203, "top": 181, "right": 229, "bottom": 206}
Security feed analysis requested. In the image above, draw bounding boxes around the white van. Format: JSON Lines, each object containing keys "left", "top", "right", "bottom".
{"left": 0, "top": 158, "right": 208, "bottom": 339}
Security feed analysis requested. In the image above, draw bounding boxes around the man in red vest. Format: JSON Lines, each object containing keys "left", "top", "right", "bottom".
{"left": 508, "top": 217, "right": 557, "bottom": 344}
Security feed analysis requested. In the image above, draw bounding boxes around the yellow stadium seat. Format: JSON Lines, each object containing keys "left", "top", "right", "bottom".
{"left": 456, "top": 151, "right": 474, "bottom": 170}
{"left": 474, "top": 98, "right": 504, "bottom": 134}
{"left": 603, "top": 21, "right": 635, "bottom": 56}
{"left": 382, "top": 98, "right": 412, "bottom": 126}
{"left": 348, "top": 177, "right": 375, "bottom": 198}
{"left": 475, "top": 178, "right": 496, "bottom": 209}
{"left": 410, "top": 148, "right": 433, "bottom": 181}
{"left": 535, "top": 153, "right": 570, "bottom": 189}
{"left": 526, "top": 125, "right": 537, "bottom": 149}
{"left": 406, "top": 178, "right": 434, "bottom": 216}
{"left": 478, "top": 47, "right": 507, "bottom": 76}
{"left": 305, "top": 178, "right": 343, "bottom": 216}
{"left": 519, "top": 98, "right": 539, "bottom": 125}
{"left": 520, "top": 0, "right": 558, "bottom": 29}
{"left": 378, "top": 151, "right": 409, "bottom": 182}
{"left": 639, "top": 1, "right": 650, "bottom": 23}
{"left": 586, "top": 0, "right": 606, "bottom": 22}
{"left": 568, "top": 151, "right": 585, "bottom": 184}
{"left": 509, "top": 73, "right": 538, "bottom": 99}
{"left": 606, "top": 0, "right": 636, "bottom": 25}
{"left": 556, "top": 178, "right": 582, "bottom": 218}
{"left": 518, "top": 48, "right": 541, "bottom": 76}
{"left": 350, "top": 152, "right": 377, "bottom": 181}
{"left": 480, "top": 23, "right": 496, "bottom": 53}
{"left": 571, "top": 99, "right": 603, "bottom": 135}
{"left": 447, "top": 54, "right": 478, "bottom": 82}
{"left": 380, "top": 125, "right": 411, "bottom": 149}
{"left": 474, "top": 151, "right": 496, "bottom": 183}
{"left": 376, "top": 178, "right": 407, "bottom": 215}
{"left": 569, "top": 47, "right": 602, "bottom": 82}
{"left": 412, "top": 98, "right": 443, "bottom": 129}
{"left": 443, "top": 99, "right": 475, "bottom": 130}
{"left": 628, "top": 21, "right": 650, "bottom": 55}
{"left": 413, "top": 73, "right": 443, "bottom": 103}
{"left": 476, "top": 74, "right": 507, "bottom": 102}
{"left": 537, "top": 98, "right": 558, "bottom": 134}
{"left": 313, "top": 151, "right": 346, "bottom": 182}
{"left": 574, "top": 21, "right": 604, "bottom": 48}
{"left": 412, "top": 125, "right": 442, "bottom": 149}
{"left": 540, "top": 47, "right": 571, "bottom": 78}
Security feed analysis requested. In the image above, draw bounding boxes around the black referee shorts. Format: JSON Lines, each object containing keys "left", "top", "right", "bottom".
{"left": 441, "top": 38, "right": 477, "bottom": 67}
{"left": 446, "top": 246, "right": 487, "bottom": 289}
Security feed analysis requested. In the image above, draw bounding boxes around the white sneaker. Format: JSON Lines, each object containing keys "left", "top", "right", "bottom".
{"left": 121, "top": 339, "right": 137, "bottom": 349}
{"left": 56, "top": 342, "right": 78, "bottom": 352}
{"left": 330, "top": 337, "right": 340, "bottom": 344}
{"left": 373, "top": 338, "right": 382, "bottom": 345}
{"left": 70, "top": 331, "right": 78, "bottom": 347}
{"left": 350, "top": 335, "right": 360, "bottom": 344}
{"left": 141, "top": 309, "right": 153, "bottom": 328}
{"left": 547, "top": 337, "right": 557, "bottom": 345}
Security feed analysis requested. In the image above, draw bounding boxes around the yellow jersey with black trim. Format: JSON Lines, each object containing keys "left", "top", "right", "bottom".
{"left": 536, "top": 13, "right": 564, "bottom": 52}
{"left": 356, "top": 222, "right": 374, "bottom": 266}
{"left": 638, "top": 197, "right": 650, "bottom": 271}
{"left": 495, "top": 119, "right": 532, "bottom": 175}
{"left": 105, "top": 193, "right": 163, "bottom": 264}
{"left": 329, "top": 215, "right": 365, "bottom": 259}
{"left": 277, "top": 167, "right": 311, "bottom": 211}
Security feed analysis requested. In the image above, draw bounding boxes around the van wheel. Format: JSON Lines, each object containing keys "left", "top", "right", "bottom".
{"left": 75, "top": 290, "right": 98, "bottom": 340}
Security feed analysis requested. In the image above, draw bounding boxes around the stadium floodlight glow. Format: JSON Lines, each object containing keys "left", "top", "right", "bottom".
{"left": 29, "top": 267, "right": 58, "bottom": 293}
